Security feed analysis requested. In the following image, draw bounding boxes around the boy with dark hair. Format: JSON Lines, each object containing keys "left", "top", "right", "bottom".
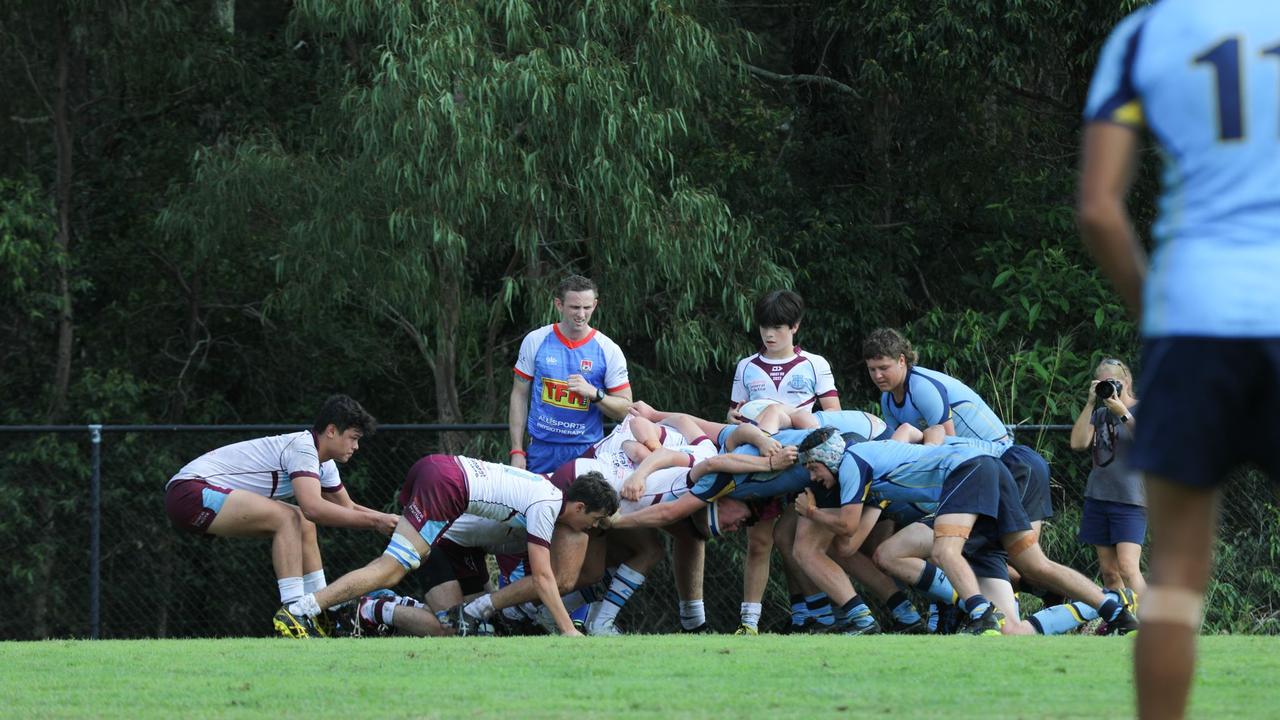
{"left": 727, "top": 288, "right": 840, "bottom": 634}
{"left": 163, "top": 395, "right": 398, "bottom": 637}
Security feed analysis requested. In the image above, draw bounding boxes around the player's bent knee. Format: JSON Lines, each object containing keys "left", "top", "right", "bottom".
{"left": 1140, "top": 586, "right": 1204, "bottom": 628}
{"left": 383, "top": 532, "right": 423, "bottom": 571}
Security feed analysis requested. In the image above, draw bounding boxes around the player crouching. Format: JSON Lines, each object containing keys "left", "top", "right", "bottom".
{"left": 275, "top": 454, "right": 618, "bottom": 638}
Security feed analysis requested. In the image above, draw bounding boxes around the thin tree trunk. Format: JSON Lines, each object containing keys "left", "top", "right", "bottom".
{"left": 33, "top": 9, "right": 77, "bottom": 640}
{"left": 211, "top": 0, "right": 234, "bottom": 36}
{"left": 434, "top": 272, "right": 465, "bottom": 452}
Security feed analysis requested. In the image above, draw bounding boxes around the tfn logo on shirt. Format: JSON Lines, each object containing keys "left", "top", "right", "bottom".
{"left": 541, "top": 378, "right": 589, "bottom": 410}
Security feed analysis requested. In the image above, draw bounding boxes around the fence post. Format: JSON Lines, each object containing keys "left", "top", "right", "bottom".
{"left": 89, "top": 424, "right": 102, "bottom": 640}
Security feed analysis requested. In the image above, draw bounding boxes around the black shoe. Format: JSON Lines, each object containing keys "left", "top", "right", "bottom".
{"left": 931, "top": 603, "right": 964, "bottom": 635}
{"left": 444, "top": 603, "right": 488, "bottom": 637}
{"left": 962, "top": 605, "right": 1005, "bottom": 636}
{"left": 1101, "top": 607, "right": 1139, "bottom": 636}
{"left": 805, "top": 619, "right": 838, "bottom": 634}
{"left": 680, "top": 622, "right": 711, "bottom": 634}
{"left": 820, "top": 617, "right": 882, "bottom": 636}
{"left": 888, "top": 617, "right": 927, "bottom": 635}
{"left": 273, "top": 605, "right": 319, "bottom": 639}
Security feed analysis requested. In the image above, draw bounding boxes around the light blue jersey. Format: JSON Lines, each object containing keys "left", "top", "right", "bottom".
{"left": 880, "top": 367, "right": 1011, "bottom": 446}
{"left": 845, "top": 440, "right": 998, "bottom": 523}
{"left": 1085, "top": 0, "right": 1280, "bottom": 337}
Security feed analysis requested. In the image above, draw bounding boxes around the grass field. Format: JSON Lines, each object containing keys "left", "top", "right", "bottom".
{"left": 1, "top": 635, "right": 1275, "bottom": 718}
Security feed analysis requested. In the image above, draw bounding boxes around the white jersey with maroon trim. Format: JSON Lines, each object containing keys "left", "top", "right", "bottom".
{"left": 456, "top": 457, "right": 562, "bottom": 548}
{"left": 730, "top": 349, "right": 838, "bottom": 409}
{"left": 587, "top": 416, "right": 690, "bottom": 488}
{"left": 167, "top": 430, "right": 342, "bottom": 499}
{"left": 570, "top": 436, "right": 715, "bottom": 515}
{"left": 443, "top": 514, "right": 529, "bottom": 556}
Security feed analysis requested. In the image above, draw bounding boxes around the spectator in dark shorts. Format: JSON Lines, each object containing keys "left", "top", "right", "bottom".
{"left": 1070, "top": 357, "right": 1145, "bottom": 596}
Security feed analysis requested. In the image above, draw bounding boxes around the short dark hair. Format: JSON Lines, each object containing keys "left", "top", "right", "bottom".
{"left": 755, "top": 289, "right": 804, "bottom": 328}
{"left": 556, "top": 274, "right": 598, "bottom": 300}
{"left": 861, "top": 327, "right": 918, "bottom": 365}
{"left": 797, "top": 426, "right": 839, "bottom": 454}
{"left": 565, "top": 471, "right": 620, "bottom": 515}
{"left": 311, "top": 395, "right": 377, "bottom": 436}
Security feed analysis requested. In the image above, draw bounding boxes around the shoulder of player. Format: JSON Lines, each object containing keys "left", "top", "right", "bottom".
{"left": 796, "top": 349, "right": 832, "bottom": 367}
{"left": 521, "top": 324, "right": 559, "bottom": 348}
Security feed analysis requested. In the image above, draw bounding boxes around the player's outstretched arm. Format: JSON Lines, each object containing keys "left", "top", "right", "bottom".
{"left": 611, "top": 492, "right": 706, "bottom": 530}
{"left": 527, "top": 543, "right": 581, "bottom": 636}
{"left": 294, "top": 478, "right": 397, "bottom": 534}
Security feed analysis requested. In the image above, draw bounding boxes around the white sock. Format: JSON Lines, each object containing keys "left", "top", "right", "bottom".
{"left": 359, "top": 596, "right": 397, "bottom": 626}
{"left": 740, "top": 602, "right": 762, "bottom": 629}
{"left": 397, "top": 595, "right": 425, "bottom": 609}
{"left": 592, "top": 563, "right": 645, "bottom": 626}
{"left": 288, "top": 593, "right": 322, "bottom": 618}
{"left": 464, "top": 593, "right": 496, "bottom": 620}
{"left": 679, "top": 600, "right": 705, "bottom": 630}
{"left": 278, "top": 577, "right": 304, "bottom": 604}
{"left": 302, "top": 570, "right": 327, "bottom": 594}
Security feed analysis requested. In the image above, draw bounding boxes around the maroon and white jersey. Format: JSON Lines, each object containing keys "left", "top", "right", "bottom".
{"left": 456, "top": 457, "right": 562, "bottom": 548}
{"left": 561, "top": 436, "right": 716, "bottom": 515}
{"left": 167, "top": 431, "right": 342, "bottom": 499}
{"left": 587, "top": 416, "right": 689, "bottom": 488}
{"left": 443, "top": 514, "right": 529, "bottom": 556}
{"left": 730, "top": 349, "right": 838, "bottom": 410}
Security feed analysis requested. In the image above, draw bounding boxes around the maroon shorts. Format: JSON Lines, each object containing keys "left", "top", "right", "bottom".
{"left": 398, "top": 455, "right": 470, "bottom": 543}
{"left": 432, "top": 539, "right": 490, "bottom": 595}
{"left": 164, "top": 478, "right": 232, "bottom": 534}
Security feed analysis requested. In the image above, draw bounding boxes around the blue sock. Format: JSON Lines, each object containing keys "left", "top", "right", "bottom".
{"left": 789, "top": 594, "right": 807, "bottom": 626}
{"left": 1028, "top": 601, "right": 1098, "bottom": 635}
{"left": 886, "top": 591, "right": 921, "bottom": 625}
{"left": 927, "top": 603, "right": 941, "bottom": 632}
{"left": 805, "top": 593, "right": 835, "bottom": 626}
{"left": 962, "top": 594, "right": 992, "bottom": 620}
{"left": 837, "top": 596, "right": 876, "bottom": 629}
{"left": 913, "top": 562, "right": 959, "bottom": 605}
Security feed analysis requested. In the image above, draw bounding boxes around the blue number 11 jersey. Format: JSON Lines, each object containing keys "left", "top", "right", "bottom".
{"left": 1085, "top": 0, "right": 1280, "bottom": 338}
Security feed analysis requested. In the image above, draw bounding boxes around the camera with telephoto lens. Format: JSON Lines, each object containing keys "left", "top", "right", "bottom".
{"left": 1095, "top": 378, "right": 1123, "bottom": 400}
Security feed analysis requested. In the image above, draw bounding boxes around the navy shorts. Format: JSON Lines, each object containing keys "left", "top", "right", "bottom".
{"left": 965, "top": 543, "right": 1010, "bottom": 582}
{"left": 528, "top": 440, "right": 593, "bottom": 474}
{"left": 1001, "top": 445, "right": 1053, "bottom": 522}
{"left": 936, "top": 458, "right": 1031, "bottom": 538}
{"left": 1131, "top": 337, "right": 1280, "bottom": 487}
{"left": 1078, "top": 498, "right": 1147, "bottom": 546}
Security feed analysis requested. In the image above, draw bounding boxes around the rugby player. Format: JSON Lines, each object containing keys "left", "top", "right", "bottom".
{"left": 1079, "top": 1, "right": 1280, "bottom": 715}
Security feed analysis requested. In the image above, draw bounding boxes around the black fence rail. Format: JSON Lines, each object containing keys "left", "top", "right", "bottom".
{"left": 0, "top": 423, "right": 1276, "bottom": 639}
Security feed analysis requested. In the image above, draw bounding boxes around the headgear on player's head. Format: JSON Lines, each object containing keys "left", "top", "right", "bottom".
{"left": 798, "top": 426, "right": 847, "bottom": 475}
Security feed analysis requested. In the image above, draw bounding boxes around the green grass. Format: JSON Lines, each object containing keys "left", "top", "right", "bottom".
{"left": 0, "top": 636, "right": 1276, "bottom": 718}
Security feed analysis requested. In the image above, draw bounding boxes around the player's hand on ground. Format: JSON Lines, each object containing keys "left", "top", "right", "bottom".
{"left": 620, "top": 474, "right": 646, "bottom": 502}
{"left": 627, "top": 400, "right": 657, "bottom": 419}
{"left": 374, "top": 512, "right": 399, "bottom": 535}
{"left": 566, "top": 374, "right": 596, "bottom": 400}
{"left": 794, "top": 487, "right": 815, "bottom": 517}
{"left": 562, "top": 628, "right": 584, "bottom": 637}
{"left": 510, "top": 453, "right": 527, "bottom": 470}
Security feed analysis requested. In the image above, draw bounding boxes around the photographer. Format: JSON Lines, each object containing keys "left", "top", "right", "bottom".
{"left": 1069, "top": 358, "right": 1146, "bottom": 597}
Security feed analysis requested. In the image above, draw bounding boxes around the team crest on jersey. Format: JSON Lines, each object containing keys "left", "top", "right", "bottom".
{"left": 580, "top": 359, "right": 593, "bottom": 373}
{"left": 541, "top": 378, "right": 589, "bottom": 411}
{"left": 789, "top": 375, "right": 810, "bottom": 391}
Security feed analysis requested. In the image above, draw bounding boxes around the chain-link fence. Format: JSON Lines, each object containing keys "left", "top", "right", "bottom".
{"left": 1, "top": 424, "right": 1277, "bottom": 639}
